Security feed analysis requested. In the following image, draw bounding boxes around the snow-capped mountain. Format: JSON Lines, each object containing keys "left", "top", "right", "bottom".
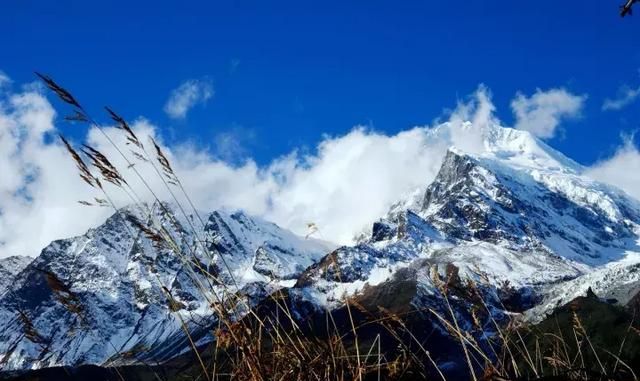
{"left": 2, "top": 122, "right": 640, "bottom": 373}
{"left": 294, "top": 123, "right": 640, "bottom": 315}
{"left": 0, "top": 205, "right": 331, "bottom": 370}
{"left": 282, "top": 123, "right": 640, "bottom": 375}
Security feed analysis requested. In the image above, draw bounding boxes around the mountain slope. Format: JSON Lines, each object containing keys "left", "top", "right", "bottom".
{"left": 0, "top": 256, "right": 32, "bottom": 297}
{"left": 0, "top": 204, "right": 331, "bottom": 370}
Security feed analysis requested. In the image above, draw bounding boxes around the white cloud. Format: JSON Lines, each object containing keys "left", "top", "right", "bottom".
{"left": 511, "top": 88, "right": 586, "bottom": 139}
{"left": 0, "top": 86, "right": 112, "bottom": 259}
{"left": 585, "top": 134, "right": 640, "bottom": 201}
{"left": 163, "top": 78, "right": 213, "bottom": 119}
{"left": 602, "top": 85, "right": 640, "bottom": 111}
{"left": 445, "top": 84, "right": 497, "bottom": 154}
{"left": 0, "top": 76, "right": 503, "bottom": 258}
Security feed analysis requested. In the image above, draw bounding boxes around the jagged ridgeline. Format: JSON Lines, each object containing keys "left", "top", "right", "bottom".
{"left": 1, "top": 76, "right": 639, "bottom": 380}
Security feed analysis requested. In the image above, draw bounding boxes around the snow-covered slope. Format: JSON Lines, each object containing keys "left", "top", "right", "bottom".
{"left": 206, "top": 210, "right": 333, "bottom": 282}
{"left": 0, "top": 204, "right": 331, "bottom": 370}
{"left": 0, "top": 256, "right": 32, "bottom": 296}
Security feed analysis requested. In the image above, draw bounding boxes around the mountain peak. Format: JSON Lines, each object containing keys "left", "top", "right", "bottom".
{"left": 433, "top": 123, "right": 582, "bottom": 174}
{"left": 382, "top": 124, "right": 640, "bottom": 267}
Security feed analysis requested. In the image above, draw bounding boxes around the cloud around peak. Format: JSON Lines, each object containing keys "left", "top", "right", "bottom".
{"left": 0, "top": 80, "right": 499, "bottom": 258}
{"left": 8, "top": 73, "right": 638, "bottom": 261}
{"left": 163, "top": 78, "right": 214, "bottom": 119}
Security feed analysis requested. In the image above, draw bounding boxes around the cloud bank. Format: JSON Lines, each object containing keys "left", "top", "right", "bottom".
{"left": 0, "top": 78, "right": 497, "bottom": 258}
{"left": 2, "top": 74, "right": 637, "bottom": 260}
{"left": 164, "top": 78, "right": 214, "bottom": 119}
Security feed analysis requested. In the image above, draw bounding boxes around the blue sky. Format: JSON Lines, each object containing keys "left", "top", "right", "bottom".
{"left": 2, "top": 0, "right": 640, "bottom": 165}
{"left": 5, "top": 1, "right": 640, "bottom": 259}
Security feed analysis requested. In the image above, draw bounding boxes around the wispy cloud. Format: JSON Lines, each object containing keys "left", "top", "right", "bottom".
{"left": 163, "top": 78, "right": 214, "bottom": 119}
{"left": 213, "top": 125, "right": 257, "bottom": 163}
{"left": 229, "top": 58, "right": 240, "bottom": 74}
{"left": 0, "top": 70, "right": 11, "bottom": 87}
{"left": 602, "top": 85, "right": 640, "bottom": 111}
{"left": 511, "top": 88, "right": 586, "bottom": 139}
